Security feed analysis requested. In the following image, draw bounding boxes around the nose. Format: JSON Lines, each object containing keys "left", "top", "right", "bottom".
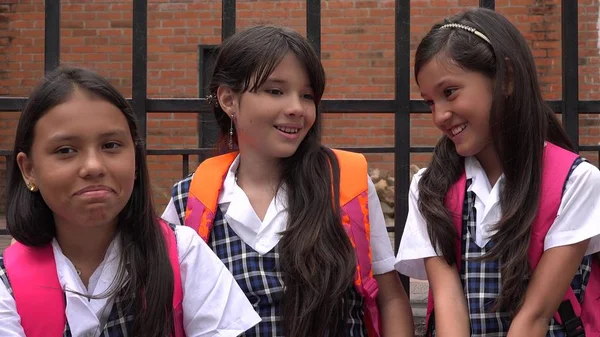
{"left": 431, "top": 102, "right": 452, "bottom": 128}
{"left": 79, "top": 149, "right": 106, "bottom": 178}
{"left": 283, "top": 94, "right": 305, "bottom": 118}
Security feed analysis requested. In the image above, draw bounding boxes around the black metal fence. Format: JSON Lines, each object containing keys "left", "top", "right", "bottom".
{"left": 1, "top": 0, "right": 598, "bottom": 293}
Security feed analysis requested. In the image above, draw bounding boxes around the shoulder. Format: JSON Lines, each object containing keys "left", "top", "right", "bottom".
{"left": 171, "top": 174, "right": 194, "bottom": 195}
{"left": 0, "top": 255, "right": 13, "bottom": 296}
{"left": 565, "top": 160, "right": 600, "bottom": 188}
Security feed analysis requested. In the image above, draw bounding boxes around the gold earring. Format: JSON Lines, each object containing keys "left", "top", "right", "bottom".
{"left": 26, "top": 181, "right": 38, "bottom": 192}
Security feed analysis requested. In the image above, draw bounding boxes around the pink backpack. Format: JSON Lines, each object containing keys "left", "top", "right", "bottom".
{"left": 3, "top": 219, "right": 185, "bottom": 337}
{"left": 426, "top": 143, "right": 600, "bottom": 336}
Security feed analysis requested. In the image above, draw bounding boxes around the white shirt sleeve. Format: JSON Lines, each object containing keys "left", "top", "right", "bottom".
{"left": 394, "top": 168, "right": 438, "bottom": 280}
{"left": 0, "top": 279, "right": 26, "bottom": 337}
{"left": 162, "top": 197, "right": 182, "bottom": 226}
{"left": 545, "top": 161, "right": 600, "bottom": 255}
{"left": 367, "top": 176, "right": 396, "bottom": 275}
{"left": 176, "top": 225, "right": 261, "bottom": 337}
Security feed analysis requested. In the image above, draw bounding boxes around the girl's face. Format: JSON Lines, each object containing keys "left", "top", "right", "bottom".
{"left": 17, "top": 89, "right": 136, "bottom": 231}
{"left": 417, "top": 56, "right": 495, "bottom": 160}
{"left": 220, "top": 52, "right": 317, "bottom": 161}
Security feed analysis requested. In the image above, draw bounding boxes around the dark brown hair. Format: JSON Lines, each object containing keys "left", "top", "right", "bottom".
{"left": 415, "top": 8, "right": 573, "bottom": 314}
{"left": 209, "top": 25, "right": 356, "bottom": 336}
{"left": 6, "top": 66, "right": 175, "bottom": 336}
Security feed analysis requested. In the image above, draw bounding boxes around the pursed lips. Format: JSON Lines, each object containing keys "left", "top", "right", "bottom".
{"left": 73, "top": 185, "right": 115, "bottom": 196}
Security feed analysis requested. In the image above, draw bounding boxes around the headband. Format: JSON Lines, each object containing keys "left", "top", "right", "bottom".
{"left": 439, "top": 23, "right": 491, "bottom": 44}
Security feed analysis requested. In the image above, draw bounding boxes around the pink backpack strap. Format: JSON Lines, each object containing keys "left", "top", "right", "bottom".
{"left": 341, "top": 195, "right": 381, "bottom": 337}
{"left": 160, "top": 219, "right": 185, "bottom": 337}
{"left": 427, "top": 143, "right": 586, "bottom": 336}
{"left": 3, "top": 243, "right": 66, "bottom": 337}
{"left": 527, "top": 143, "right": 584, "bottom": 336}
{"left": 425, "top": 170, "right": 467, "bottom": 335}
{"left": 333, "top": 149, "right": 381, "bottom": 337}
{"left": 4, "top": 221, "right": 185, "bottom": 337}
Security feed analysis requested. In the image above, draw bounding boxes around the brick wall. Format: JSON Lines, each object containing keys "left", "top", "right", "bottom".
{"left": 0, "top": 0, "right": 598, "bottom": 216}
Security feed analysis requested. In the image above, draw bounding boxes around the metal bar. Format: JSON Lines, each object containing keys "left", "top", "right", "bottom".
{"left": 0, "top": 229, "right": 9, "bottom": 236}
{"left": 577, "top": 101, "right": 600, "bottom": 113}
{"left": 306, "top": 0, "right": 321, "bottom": 56}
{"left": 222, "top": 0, "right": 236, "bottom": 40}
{"left": 579, "top": 145, "right": 600, "bottom": 152}
{"left": 3, "top": 98, "right": 600, "bottom": 114}
{"left": 132, "top": 0, "right": 148, "bottom": 139}
{"left": 561, "top": 0, "right": 579, "bottom": 150}
{"left": 146, "top": 148, "right": 215, "bottom": 155}
{"left": 197, "top": 45, "right": 220, "bottom": 163}
{"left": 479, "top": 0, "right": 495, "bottom": 10}
{"left": 142, "top": 146, "right": 437, "bottom": 156}
{"left": 44, "top": 0, "right": 60, "bottom": 73}
{"left": 0, "top": 98, "right": 28, "bottom": 111}
{"left": 395, "top": 0, "right": 411, "bottom": 293}
{"left": 182, "top": 154, "right": 189, "bottom": 178}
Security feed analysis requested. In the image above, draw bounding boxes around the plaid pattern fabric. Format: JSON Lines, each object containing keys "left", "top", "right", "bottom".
{"left": 171, "top": 175, "right": 367, "bottom": 336}
{"left": 0, "top": 255, "right": 12, "bottom": 297}
{"left": 172, "top": 173, "right": 193, "bottom": 226}
{"left": 63, "top": 293, "right": 134, "bottom": 337}
{"left": 431, "top": 157, "right": 592, "bottom": 337}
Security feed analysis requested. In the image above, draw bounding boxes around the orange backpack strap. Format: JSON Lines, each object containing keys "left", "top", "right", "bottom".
{"left": 185, "top": 152, "right": 238, "bottom": 241}
{"left": 332, "top": 149, "right": 381, "bottom": 337}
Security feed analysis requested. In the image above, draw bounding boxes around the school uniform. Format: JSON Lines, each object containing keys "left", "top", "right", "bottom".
{"left": 162, "top": 153, "right": 396, "bottom": 336}
{"left": 395, "top": 155, "right": 600, "bottom": 336}
{"left": 0, "top": 224, "right": 261, "bottom": 337}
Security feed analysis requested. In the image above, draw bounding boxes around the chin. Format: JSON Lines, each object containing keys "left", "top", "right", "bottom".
{"left": 454, "top": 146, "right": 477, "bottom": 158}
{"left": 272, "top": 146, "right": 302, "bottom": 159}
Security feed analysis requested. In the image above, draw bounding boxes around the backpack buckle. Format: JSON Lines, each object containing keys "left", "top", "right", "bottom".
{"left": 563, "top": 316, "right": 585, "bottom": 337}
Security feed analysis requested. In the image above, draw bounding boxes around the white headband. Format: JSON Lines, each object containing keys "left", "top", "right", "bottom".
{"left": 439, "top": 23, "right": 491, "bottom": 44}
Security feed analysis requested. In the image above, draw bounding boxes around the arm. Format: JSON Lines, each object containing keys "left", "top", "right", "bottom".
{"left": 375, "top": 271, "right": 415, "bottom": 337}
{"left": 175, "top": 226, "right": 261, "bottom": 337}
{"left": 366, "top": 176, "right": 414, "bottom": 336}
{"left": 424, "top": 256, "right": 470, "bottom": 337}
{"left": 161, "top": 197, "right": 184, "bottom": 226}
{"left": 508, "top": 162, "right": 600, "bottom": 336}
{"left": 507, "top": 240, "right": 590, "bottom": 337}
{"left": 0, "top": 278, "right": 26, "bottom": 336}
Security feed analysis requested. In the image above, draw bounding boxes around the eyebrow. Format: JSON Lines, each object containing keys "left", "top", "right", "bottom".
{"left": 434, "top": 79, "right": 450, "bottom": 90}
{"left": 264, "top": 78, "right": 312, "bottom": 90}
{"left": 48, "top": 129, "right": 130, "bottom": 142}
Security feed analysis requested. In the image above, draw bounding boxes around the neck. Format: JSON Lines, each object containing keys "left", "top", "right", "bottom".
{"left": 54, "top": 217, "right": 118, "bottom": 286}
{"left": 236, "top": 151, "right": 281, "bottom": 190}
{"left": 475, "top": 144, "right": 503, "bottom": 187}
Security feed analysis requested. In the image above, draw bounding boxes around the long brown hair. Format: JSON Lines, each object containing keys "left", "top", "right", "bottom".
{"left": 415, "top": 8, "right": 573, "bottom": 315}
{"left": 209, "top": 25, "right": 356, "bottom": 336}
{"left": 7, "top": 67, "right": 175, "bottom": 336}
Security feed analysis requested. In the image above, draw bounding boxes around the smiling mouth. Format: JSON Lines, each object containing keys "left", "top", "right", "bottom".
{"left": 450, "top": 123, "right": 467, "bottom": 137}
{"left": 275, "top": 126, "right": 300, "bottom": 134}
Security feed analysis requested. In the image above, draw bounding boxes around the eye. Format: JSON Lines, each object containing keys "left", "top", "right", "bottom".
{"left": 266, "top": 89, "right": 283, "bottom": 96}
{"left": 444, "top": 88, "right": 457, "bottom": 98}
{"left": 302, "top": 93, "right": 315, "bottom": 100}
{"left": 55, "top": 147, "right": 75, "bottom": 155}
{"left": 103, "top": 142, "right": 122, "bottom": 150}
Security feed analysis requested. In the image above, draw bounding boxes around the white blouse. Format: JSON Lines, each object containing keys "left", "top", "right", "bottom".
{"left": 162, "top": 154, "right": 396, "bottom": 275}
{"left": 395, "top": 156, "right": 600, "bottom": 280}
{"left": 0, "top": 225, "right": 261, "bottom": 337}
